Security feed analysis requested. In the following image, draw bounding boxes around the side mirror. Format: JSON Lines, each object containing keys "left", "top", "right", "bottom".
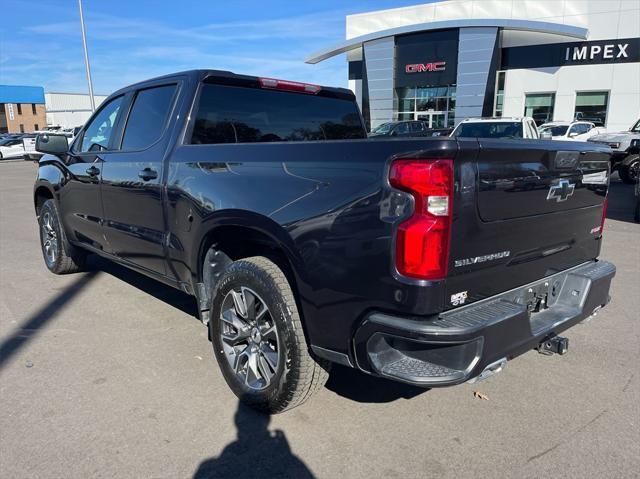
{"left": 36, "top": 134, "right": 69, "bottom": 156}
{"left": 541, "top": 131, "right": 552, "bottom": 139}
{"left": 568, "top": 131, "right": 578, "bottom": 138}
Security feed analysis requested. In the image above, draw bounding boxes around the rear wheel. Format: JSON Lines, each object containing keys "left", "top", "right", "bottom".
{"left": 618, "top": 155, "right": 639, "bottom": 184}
{"left": 38, "top": 199, "right": 86, "bottom": 274}
{"left": 209, "top": 256, "right": 330, "bottom": 413}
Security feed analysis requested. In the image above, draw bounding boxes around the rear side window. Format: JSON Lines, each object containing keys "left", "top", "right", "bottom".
{"left": 395, "top": 122, "right": 410, "bottom": 134}
{"left": 121, "top": 84, "right": 177, "bottom": 150}
{"left": 190, "top": 84, "right": 365, "bottom": 144}
{"left": 410, "top": 122, "right": 424, "bottom": 132}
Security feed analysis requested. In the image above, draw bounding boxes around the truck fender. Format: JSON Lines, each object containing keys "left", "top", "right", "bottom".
{"left": 192, "top": 210, "right": 303, "bottom": 323}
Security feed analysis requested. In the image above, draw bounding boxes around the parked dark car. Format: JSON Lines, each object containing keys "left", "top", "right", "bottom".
{"left": 34, "top": 70, "right": 615, "bottom": 413}
{"left": 369, "top": 120, "right": 430, "bottom": 137}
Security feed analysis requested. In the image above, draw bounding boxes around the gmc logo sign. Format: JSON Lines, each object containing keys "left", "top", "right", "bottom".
{"left": 405, "top": 61, "right": 446, "bottom": 73}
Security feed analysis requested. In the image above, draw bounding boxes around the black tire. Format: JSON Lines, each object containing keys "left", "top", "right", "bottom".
{"left": 38, "top": 199, "right": 86, "bottom": 274}
{"left": 209, "top": 256, "right": 330, "bottom": 413}
{"left": 618, "top": 155, "right": 639, "bottom": 185}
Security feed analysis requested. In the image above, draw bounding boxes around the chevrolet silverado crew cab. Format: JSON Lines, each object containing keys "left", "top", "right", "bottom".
{"left": 34, "top": 70, "right": 615, "bottom": 413}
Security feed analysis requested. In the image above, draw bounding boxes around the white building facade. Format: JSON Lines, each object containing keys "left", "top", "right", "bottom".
{"left": 306, "top": 0, "right": 640, "bottom": 132}
{"left": 45, "top": 92, "right": 107, "bottom": 129}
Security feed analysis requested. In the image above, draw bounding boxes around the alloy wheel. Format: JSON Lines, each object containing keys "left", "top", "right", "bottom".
{"left": 41, "top": 212, "right": 58, "bottom": 265}
{"left": 629, "top": 160, "right": 639, "bottom": 182}
{"left": 219, "top": 286, "right": 280, "bottom": 390}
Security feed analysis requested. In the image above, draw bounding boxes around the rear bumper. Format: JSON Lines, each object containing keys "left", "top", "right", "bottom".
{"left": 353, "top": 260, "right": 615, "bottom": 386}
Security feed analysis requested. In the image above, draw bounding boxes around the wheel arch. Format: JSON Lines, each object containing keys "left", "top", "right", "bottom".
{"left": 621, "top": 152, "right": 640, "bottom": 166}
{"left": 193, "top": 211, "right": 304, "bottom": 321}
{"left": 33, "top": 184, "right": 55, "bottom": 216}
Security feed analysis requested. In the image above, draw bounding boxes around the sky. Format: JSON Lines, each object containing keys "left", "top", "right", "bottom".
{"left": 0, "top": 0, "right": 428, "bottom": 95}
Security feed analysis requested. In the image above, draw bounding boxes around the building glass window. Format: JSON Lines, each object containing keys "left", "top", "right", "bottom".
{"left": 493, "top": 71, "right": 506, "bottom": 117}
{"left": 31, "top": 104, "right": 37, "bottom": 115}
{"left": 524, "top": 93, "right": 555, "bottom": 126}
{"left": 16, "top": 104, "right": 22, "bottom": 115}
{"left": 574, "top": 91, "right": 608, "bottom": 126}
{"left": 34, "top": 124, "right": 39, "bottom": 131}
{"left": 395, "top": 85, "right": 456, "bottom": 128}
{"left": 19, "top": 124, "right": 24, "bottom": 133}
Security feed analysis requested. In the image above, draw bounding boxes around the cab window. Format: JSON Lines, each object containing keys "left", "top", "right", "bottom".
{"left": 410, "top": 121, "right": 425, "bottom": 132}
{"left": 121, "top": 84, "right": 177, "bottom": 150}
{"left": 570, "top": 123, "right": 589, "bottom": 135}
{"left": 394, "top": 122, "right": 410, "bottom": 135}
{"left": 79, "top": 96, "right": 124, "bottom": 152}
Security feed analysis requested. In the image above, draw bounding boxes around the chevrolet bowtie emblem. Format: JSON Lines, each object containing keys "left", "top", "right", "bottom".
{"left": 547, "top": 179, "right": 575, "bottom": 202}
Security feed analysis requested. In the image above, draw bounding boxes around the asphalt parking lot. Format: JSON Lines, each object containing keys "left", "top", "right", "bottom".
{"left": 0, "top": 160, "right": 638, "bottom": 479}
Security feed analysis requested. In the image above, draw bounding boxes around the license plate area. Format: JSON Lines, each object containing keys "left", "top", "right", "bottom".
{"left": 524, "top": 282, "right": 551, "bottom": 313}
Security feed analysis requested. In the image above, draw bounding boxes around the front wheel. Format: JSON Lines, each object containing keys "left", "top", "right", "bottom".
{"left": 618, "top": 155, "right": 639, "bottom": 185}
{"left": 38, "top": 199, "right": 86, "bottom": 274}
{"left": 209, "top": 256, "right": 330, "bottom": 413}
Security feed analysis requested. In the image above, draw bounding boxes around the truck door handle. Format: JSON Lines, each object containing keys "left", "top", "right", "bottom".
{"left": 138, "top": 168, "right": 158, "bottom": 181}
{"left": 86, "top": 165, "right": 100, "bottom": 177}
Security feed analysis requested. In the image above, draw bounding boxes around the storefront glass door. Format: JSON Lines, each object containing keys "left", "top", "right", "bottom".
{"left": 417, "top": 112, "right": 446, "bottom": 128}
{"left": 396, "top": 85, "right": 456, "bottom": 128}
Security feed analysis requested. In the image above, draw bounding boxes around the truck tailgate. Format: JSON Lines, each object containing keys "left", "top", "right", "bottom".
{"left": 445, "top": 138, "right": 611, "bottom": 309}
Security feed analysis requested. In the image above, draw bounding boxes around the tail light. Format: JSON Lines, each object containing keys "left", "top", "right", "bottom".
{"left": 599, "top": 197, "right": 608, "bottom": 235}
{"left": 259, "top": 77, "right": 321, "bottom": 94}
{"left": 389, "top": 159, "right": 454, "bottom": 280}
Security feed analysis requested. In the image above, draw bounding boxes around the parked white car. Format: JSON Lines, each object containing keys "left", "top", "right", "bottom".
{"left": 0, "top": 137, "right": 26, "bottom": 159}
{"left": 538, "top": 121, "right": 605, "bottom": 141}
{"left": 451, "top": 117, "right": 540, "bottom": 139}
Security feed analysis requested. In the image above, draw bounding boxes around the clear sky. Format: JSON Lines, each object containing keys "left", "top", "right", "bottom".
{"left": 0, "top": 0, "right": 428, "bottom": 95}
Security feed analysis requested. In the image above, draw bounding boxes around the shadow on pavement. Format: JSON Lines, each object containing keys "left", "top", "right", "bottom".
{"left": 325, "top": 364, "right": 427, "bottom": 403}
{"left": 606, "top": 178, "right": 638, "bottom": 223}
{"left": 87, "top": 255, "right": 199, "bottom": 318}
{"left": 0, "top": 270, "right": 99, "bottom": 370}
{"left": 193, "top": 403, "right": 314, "bottom": 479}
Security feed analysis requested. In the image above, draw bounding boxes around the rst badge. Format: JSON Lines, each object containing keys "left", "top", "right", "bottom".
{"left": 450, "top": 291, "right": 468, "bottom": 306}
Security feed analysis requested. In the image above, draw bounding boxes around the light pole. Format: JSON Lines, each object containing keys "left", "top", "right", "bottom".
{"left": 78, "top": 0, "right": 96, "bottom": 112}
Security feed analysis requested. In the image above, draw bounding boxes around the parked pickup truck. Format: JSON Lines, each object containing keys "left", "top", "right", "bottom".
{"left": 589, "top": 119, "right": 640, "bottom": 184}
{"left": 34, "top": 70, "right": 615, "bottom": 413}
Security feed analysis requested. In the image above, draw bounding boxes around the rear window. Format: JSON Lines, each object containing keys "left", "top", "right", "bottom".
{"left": 190, "top": 84, "right": 365, "bottom": 144}
{"left": 540, "top": 125, "right": 569, "bottom": 136}
{"left": 453, "top": 121, "right": 523, "bottom": 139}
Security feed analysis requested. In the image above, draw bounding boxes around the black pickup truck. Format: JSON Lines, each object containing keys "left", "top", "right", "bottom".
{"left": 34, "top": 70, "right": 615, "bottom": 413}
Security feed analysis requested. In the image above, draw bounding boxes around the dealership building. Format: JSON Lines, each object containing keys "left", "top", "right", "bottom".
{"left": 306, "top": 0, "right": 640, "bottom": 131}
